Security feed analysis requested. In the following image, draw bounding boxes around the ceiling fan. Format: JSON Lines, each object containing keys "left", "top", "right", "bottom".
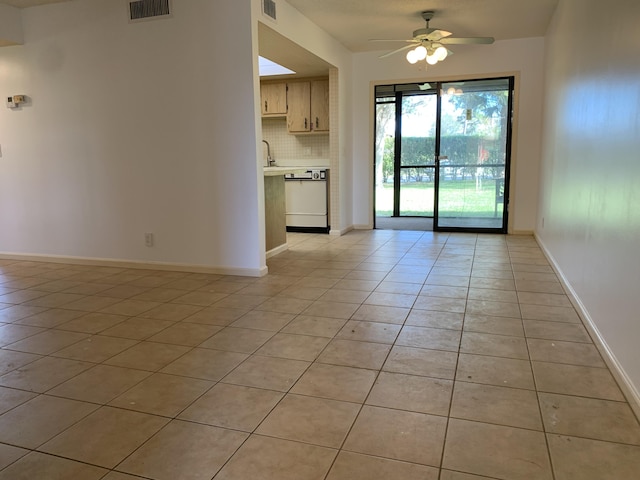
{"left": 372, "top": 11, "right": 494, "bottom": 64}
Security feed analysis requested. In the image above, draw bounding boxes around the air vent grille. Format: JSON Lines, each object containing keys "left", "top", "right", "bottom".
{"left": 129, "top": 0, "right": 171, "bottom": 21}
{"left": 262, "top": 0, "right": 276, "bottom": 21}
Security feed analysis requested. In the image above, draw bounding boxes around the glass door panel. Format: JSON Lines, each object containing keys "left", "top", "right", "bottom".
{"left": 435, "top": 79, "right": 511, "bottom": 231}
{"left": 374, "top": 101, "right": 395, "bottom": 218}
{"left": 398, "top": 93, "right": 436, "bottom": 217}
{"left": 399, "top": 167, "right": 435, "bottom": 216}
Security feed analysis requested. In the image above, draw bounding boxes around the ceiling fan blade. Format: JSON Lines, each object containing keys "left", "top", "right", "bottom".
{"left": 412, "top": 27, "right": 452, "bottom": 41}
{"left": 440, "top": 37, "right": 495, "bottom": 45}
{"left": 379, "top": 43, "right": 418, "bottom": 59}
{"left": 369, "top": 39, "right": 416, "bottom": 43}
{"left": 425, "top": 29, "right": 452, "bottom": 41}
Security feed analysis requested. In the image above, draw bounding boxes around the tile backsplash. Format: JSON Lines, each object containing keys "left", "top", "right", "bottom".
{"left": 261, "top": 117, "right": 330, "bottom": 167}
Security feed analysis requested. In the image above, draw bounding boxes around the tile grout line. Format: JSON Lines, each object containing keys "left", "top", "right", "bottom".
{"left": 510, "top": 240, "right": 558, "bottom": 480}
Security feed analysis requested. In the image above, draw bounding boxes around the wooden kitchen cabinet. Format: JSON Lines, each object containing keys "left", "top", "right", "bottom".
{"left": 286, "top": 79, "right": 329, "bottom": 133}
{"left": 286, "top": 82, "right": 311, "bottom": 132}
{"left": 310, "top": 79, "right": 330, "bottom": 132}
{"left": 260, "top": 82, "right": 287, "bottom": 116}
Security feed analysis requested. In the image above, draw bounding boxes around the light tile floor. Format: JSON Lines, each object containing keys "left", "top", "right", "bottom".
{"left": 0, "top": 230, "right": 639, "bottom": 479}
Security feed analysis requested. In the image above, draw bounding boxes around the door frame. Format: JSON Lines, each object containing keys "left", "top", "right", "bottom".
{"left": 373, "top": 75, "right": 515, "bottom": 234}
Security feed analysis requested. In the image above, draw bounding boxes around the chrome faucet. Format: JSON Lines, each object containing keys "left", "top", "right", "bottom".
{"left": 262, "top": 140, "right": 276, "bottom": 166}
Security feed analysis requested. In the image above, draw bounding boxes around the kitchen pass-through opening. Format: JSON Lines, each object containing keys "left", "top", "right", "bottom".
{"left": 374, "top": 77, "right": 513, "bottom": 233}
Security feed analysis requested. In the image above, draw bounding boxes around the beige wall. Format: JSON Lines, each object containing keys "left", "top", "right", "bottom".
{"left": 537, "top": 0, "right": 640, "bottom": 404}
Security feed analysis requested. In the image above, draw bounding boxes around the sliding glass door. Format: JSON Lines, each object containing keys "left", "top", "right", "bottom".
{"left": 375, "top": 85, "right": 437, "bottom": 221}
{"left": 374, "top": 77, "right": 512, "bottom": 233}
{"left": 435, "top": 79, "right": 511, "bottom": 230}
{"left": 399, "top": 93, "right": 437, "bottom": 217}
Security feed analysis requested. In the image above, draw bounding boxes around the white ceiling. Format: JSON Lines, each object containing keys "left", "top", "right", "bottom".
{"left": 285, "top": 0, "right": 559, "bottom": 52}
{"left": 0, "top": 0, "right": 67, "bottom": 7}
{"left": 2, "top": 0, "right": 559, "bottom": 50}
{"left": 2, "top": 0, "right": 559, "bottom": 77}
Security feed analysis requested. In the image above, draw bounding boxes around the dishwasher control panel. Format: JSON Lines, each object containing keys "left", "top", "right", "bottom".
{"left": 284, "top": 169, "right": 327, "bottom": 181}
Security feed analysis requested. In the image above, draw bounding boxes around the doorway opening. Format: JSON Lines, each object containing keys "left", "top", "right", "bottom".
{"left": 374, "top": 77, "right": 513, "bottom": 233}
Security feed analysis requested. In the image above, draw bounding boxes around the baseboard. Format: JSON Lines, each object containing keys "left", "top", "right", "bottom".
{"left": 286, "top": 226, "right": 330, "bottom": 234}
{"left": 266, "top": 243, "right": 288, "bottom": 259}
{"left": 329, "top": 225, "right": 353, "bottom": 236}
{"left": 0, "top": 252, "right": 268, "bottom": 278}
{"left": 353, "top": 224, "right": 373, "bottom": 230}
{"left": 510, "top": 229, "right": 534, "bottom": 235}
{"left": 534, "top": 233, "right": 640, "bottom": 419}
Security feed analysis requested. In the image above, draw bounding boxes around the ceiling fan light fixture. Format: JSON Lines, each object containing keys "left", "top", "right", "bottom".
{"left": 426, "top": 53, "right": 439, "bottom": 65}
{"left": 406, "top": 49, "right": 419, "bottom": 64}
{"left": 414, "top": 45, "right": 427, "bottom": 61}
{"left": 379, "top": 11, "right": 494, "bottom": 65}
{"left": 435, "top": 45, "right": 448, "bottom": 61}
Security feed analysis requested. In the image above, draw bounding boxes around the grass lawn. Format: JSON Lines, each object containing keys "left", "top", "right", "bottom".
{"left": 376, "top": 179, "right": 504, "bottom": 217}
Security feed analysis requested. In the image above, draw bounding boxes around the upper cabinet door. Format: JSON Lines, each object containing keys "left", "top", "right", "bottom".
{"left": 261, "top": 83, "right": 287, "bottom": 116}
{"left": 310, "top": 80, "right": 329, "bottom": 132}
{"left": 286, "top": 82, "right": 311, "bottom": 132}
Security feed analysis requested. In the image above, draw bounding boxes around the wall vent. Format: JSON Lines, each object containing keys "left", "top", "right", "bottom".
{"left": 129, "top": 0, "right": 171, "bottom": 22}
{"left": 262, "top": 0, "right": 277, "bottom": 21}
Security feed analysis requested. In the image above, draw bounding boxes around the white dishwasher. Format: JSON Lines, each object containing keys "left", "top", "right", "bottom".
{"left": 284, "top": 169, "right": 329, "bottom": 233}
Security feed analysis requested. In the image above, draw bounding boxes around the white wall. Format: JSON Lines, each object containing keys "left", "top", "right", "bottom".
{"left": 537, "top": 0, "right": 640, "bottom": 402}
{"left": 0, "top": 0, "right": 265, "bottom": 275}
{"left": 351, "top": 38, "right": 546, "bottom": 232}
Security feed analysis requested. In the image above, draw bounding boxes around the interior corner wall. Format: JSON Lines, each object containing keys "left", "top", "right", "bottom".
{"left": 0, "top": 4, "right": 23, "bottom": 46}
{"left": 0, "top": 0, "right": 263, "bottom": 273}
{"left": 537, "top": 0, "right": 640, "bottom": 400}
{"left": 351, "top": 37, "right": 546, "bottom": 232}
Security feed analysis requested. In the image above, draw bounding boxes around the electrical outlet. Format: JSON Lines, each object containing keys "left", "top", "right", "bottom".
{"left": 145, "top": 232, "right": 154, "bottom": 247}
{"left": 303, "top": 147, "right": 312, "bottom": 156}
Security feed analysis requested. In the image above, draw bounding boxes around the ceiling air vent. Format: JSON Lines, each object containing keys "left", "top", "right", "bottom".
{"left": 262, "top": 0, "right": 277, "bottom": 21}
{"left": 129, "top": 0, "right": 171, "bottom": 22}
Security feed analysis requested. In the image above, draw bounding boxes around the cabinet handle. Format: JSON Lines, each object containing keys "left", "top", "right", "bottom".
{"left": 316, "top": 117, "right": 319, "bottom": 128}
{"left": 264, "top": 100, "right": 268, "bottom": 112}
{"left": 305, "top": 118, "right": 308, "bottom": 129}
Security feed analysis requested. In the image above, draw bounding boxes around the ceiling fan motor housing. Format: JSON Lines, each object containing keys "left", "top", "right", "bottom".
{"left": 421, "top": 11, "right": 435, "bottom": 22}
